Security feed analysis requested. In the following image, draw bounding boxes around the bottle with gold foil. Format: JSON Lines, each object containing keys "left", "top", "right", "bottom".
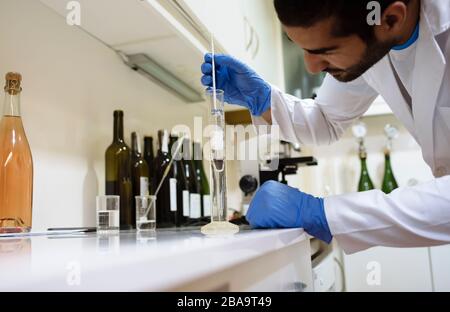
{"left": 352, "top": 121, "right": 375, "bottom": 192}
{"left": 0, "top": 72, "right": 33, "bottom": 233}
{"left": 382, "top": 124, "right": 399, "bottom": 194}
{"left": 357, "top": 144, "right": 375, "bottom": 192}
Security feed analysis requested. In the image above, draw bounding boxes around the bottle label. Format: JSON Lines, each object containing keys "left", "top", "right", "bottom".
{"left": 203, "top": 195, "right": 211, "bottom": 217}
{"left": 190, "top": 193, "right": 201, "bottom": 219}
{"left": 140, "top": 177, "right": 149, "bottom": 196}
{"left": 170, "top": 178, "right": 177, "bottom": 212}
{"left": 183, "top": 190, "right": 190, "bottom": 217}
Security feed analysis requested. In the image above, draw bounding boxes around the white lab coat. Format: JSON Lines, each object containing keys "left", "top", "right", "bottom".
{"left": 254, "top": 0, "right": 450, "bottom": 254}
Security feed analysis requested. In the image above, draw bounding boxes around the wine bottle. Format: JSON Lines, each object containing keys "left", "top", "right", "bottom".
{"left": 170, "top": 134, "right": 186, "bottom": 227}
{"left": 131, "top": 131, "right": 150, "bottom": 211}
{"left": 154, "top": 130, "right": 175, "bottom": 228}
{"left": 381, "top": 152, "right": 398, "bottom": 194}
{"left": 382, "top": 125, "right": 399, "bottom": 194}
{"left": 357, "top": 143, "right": 375, "bottom": 192}
{"left": 177, "top": 157, "right": 190, "bottom": 226}
{"left": 183, "top": 140, "right": 202, "bottom": 222}
{"left": 105, "top": 110, "right": 133, "bottom": 229}
{"left": 0, "top": 72, "right": 33, "bottom": 233}
{"left": 143, "top": 136, "right": 156, "bottom": 195}
{"left": 193, "top": 142, "right": 211, "bottom": 219}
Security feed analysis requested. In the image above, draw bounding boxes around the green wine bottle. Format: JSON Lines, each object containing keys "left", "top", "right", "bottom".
{"left": 182, "top": 140, "right": 201, "bottom": 223}
{"left": 382, "top": 124, "right": 399, "bottom": 194}
{"left": 357, "top": 144, "right": 375, "bottom": 192}
{"left": 382, "top": 150, "right": 399, "bottom": 194}
{"left": 131, "top": 131, "right": 150, "bottom": 199}
{"left": 193, "top": 141, "right": 211, "bottom": 219}
{"left": 143, "top": 136, "right": 156, "bottom": 195}
{"left": 169, "top": 134, "right": 183, "bottom": 227}
{"left": 105, "top": 110, "right": 133, "bottom": 229}
{"left": 154, "top": 130, "right": 174, "bottom": 228}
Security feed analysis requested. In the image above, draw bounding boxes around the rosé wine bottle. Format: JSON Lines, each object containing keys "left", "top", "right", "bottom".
{"left": 0, "top": 72, "right": 33, "bottom": 233}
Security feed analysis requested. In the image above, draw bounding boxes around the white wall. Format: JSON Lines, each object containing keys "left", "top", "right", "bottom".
{"left": 0, "top": 0, "right": 207, "bottom": 230}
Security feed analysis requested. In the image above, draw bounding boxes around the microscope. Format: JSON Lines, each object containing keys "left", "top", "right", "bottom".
{"left": 237, "top": 140, "right": 318, "bottom": 217}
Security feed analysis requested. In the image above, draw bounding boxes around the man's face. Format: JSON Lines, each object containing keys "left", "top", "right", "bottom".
{"left": 284, "top": 18, "right": 393, "bottom": 82}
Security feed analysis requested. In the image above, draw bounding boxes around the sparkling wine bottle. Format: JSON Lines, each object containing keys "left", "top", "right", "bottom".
{"left": 0, "top": 72, "right": 33, "bottom": 233}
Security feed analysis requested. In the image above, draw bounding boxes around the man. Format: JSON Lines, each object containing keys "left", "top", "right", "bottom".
{"left": 200, "top": 0, "right": 450, "bottom": 254}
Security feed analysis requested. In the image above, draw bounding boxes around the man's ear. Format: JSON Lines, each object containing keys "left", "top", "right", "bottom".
{"left": 374, "top": 1, "right": 408, "bottom": 40}
{"left": 381, "top": 1, "right": 408, "bottom": 31}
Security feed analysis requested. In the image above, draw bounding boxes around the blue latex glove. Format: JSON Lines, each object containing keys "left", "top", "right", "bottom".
{"left": 201, "top": 53, "right": 271, "bottom": 116}
{"left": 246, "top": 181, "right": 333, "bottom": 244}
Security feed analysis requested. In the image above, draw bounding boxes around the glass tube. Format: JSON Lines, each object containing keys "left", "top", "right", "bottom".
{"left": 201, "top": 88, "right": 239, "bottom": 235}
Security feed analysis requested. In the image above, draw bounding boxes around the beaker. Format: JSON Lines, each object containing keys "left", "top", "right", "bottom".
{"left": 135, "top": 195, "right": 157, "bottom": 232}
{"left": 201, "top": 88, "right": 239, "bottom": 236}
{"left": 96, "top": 195, "right": 120, "bottom": 233}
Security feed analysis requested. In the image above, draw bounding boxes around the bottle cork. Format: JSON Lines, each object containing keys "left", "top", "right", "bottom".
{"left": 4, "top": 72, "right": 22, "bottom": 95}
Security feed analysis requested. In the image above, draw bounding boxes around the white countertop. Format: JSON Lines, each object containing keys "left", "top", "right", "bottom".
{"left": 0, "top": 227, "right": 308, "bottom": 291}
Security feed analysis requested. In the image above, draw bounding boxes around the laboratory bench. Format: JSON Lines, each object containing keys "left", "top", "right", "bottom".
{"left": 0, "top": 227, "right": 313, "bottom": 292}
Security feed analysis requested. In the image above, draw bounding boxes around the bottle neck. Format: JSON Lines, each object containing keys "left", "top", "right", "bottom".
{"left": 361, "top": 157, "right": 369, "bottom": 173}
{"left": 384, "top": 153, "right": 392, "bottom": 171}
{"left": 3, "top": 92, "right": 21, "bottom": 117}
{"left": 169, "top": 137, "right": 178, "bottom": 158}
{"left": 132, "top": 133, "right": 142, "bottom": 155}
{"left": 144, "top": 139, "right": 154, "bottom": 158}
{"left": 113, "top": 114, "right": 124, "bottom": 142}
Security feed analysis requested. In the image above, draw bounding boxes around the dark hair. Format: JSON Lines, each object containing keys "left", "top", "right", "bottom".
{"left": 274, "top": 0, "right": 410, "bottom": 42}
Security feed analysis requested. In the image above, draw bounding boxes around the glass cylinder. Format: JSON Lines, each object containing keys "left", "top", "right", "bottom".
{"left": 201, "top": 88, "right": 238, "bottom": 235}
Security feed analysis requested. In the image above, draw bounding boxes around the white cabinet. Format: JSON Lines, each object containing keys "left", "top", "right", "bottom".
{"left": 178, "top": 0, "right": 284, "bottom": 87}
{"left": 430, "top": 245, "right": 450, "bottom": 291}
{"left": 177, "top": 0, "right": 247, "bottom": 59}
{"left": 343, "top": 247, "right": 433, "bottom": 291}
{"left": 343, "top": 245, "right": 450, "bottom": 292}
{"left": 240, "top": 0, "right": 284, "bottom": 86}
{"left": 174, "top": 236, "right": 314, "bottom": 292}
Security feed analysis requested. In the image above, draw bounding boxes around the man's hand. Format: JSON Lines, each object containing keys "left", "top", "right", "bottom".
{"left": 201, "top": 53, "right": 271, "bottom": 117}
{"left": 246, "top": 181, "right": 333, "bottom": 243}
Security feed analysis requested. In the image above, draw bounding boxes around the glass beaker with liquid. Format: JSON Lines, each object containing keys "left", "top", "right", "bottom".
{"left": 201, "top": 88, "right": 239, "bottom": 236}
{"left": 96, "top": 195, "right": 120, "bottom": 233}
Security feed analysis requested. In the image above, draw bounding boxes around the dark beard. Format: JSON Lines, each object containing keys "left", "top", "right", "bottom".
{"left": 327, "top": 39, "right": 395, "bottom": 82}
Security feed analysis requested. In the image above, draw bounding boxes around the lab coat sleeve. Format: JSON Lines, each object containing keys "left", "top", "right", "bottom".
{"left": 325, "top": 176, "right": 450, "bottom": 254}
{"left": 253, "top": 74, "right": 379, "bottom": 145}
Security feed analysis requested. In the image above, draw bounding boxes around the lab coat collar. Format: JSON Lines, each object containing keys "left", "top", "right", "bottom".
{"left": 411, "top": 4, "right": 446, "bottom": 169}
